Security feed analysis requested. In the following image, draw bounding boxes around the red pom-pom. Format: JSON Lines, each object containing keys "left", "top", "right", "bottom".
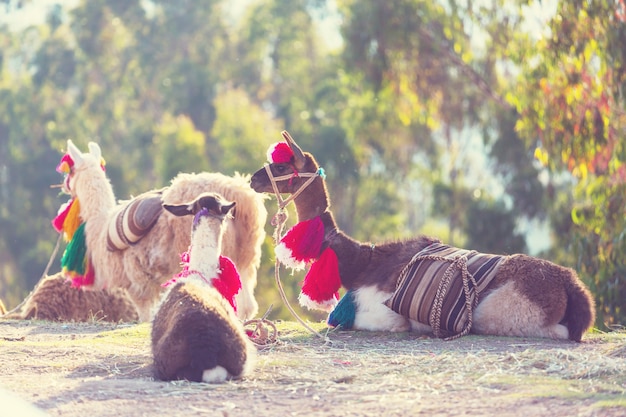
{"left": 56, "top": 153, "right": 74, "bottom": 174}
{"left": 212, "top": 256, "right": 242, "bottom": 312}
{"left": 299, "top": 247, "right": 341, "bottom": 312}
{"left": 267, "top": 142, "right": 294, "bottom": 164}
{"left": 276, "top": 217, "right": 325, "bottom": 269}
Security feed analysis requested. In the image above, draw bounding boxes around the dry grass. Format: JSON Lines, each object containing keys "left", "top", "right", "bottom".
{"left": 1, "top": 319, "right": 625, "bottom": 416}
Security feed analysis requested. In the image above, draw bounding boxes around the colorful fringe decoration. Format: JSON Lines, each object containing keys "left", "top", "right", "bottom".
{"left": 52, "top": 198, "right": 82, "bottom": 241}
{"left": 328, "top": 290, "right": 357, "bottom": 329}
{"left": 56, "top": 153, "right": 74, "bottom": 174}
{"left": 60, "top": 222, "right": 95, "bottom": 288}
{"left": 275, "top": 216, "right": 325, "bottom": 270}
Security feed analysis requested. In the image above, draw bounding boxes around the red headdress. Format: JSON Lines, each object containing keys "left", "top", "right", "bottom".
{"left": 267, "top": 142, "right": 294, "bottom": 164}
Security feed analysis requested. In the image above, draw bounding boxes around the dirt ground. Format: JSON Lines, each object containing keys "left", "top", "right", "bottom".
{"left": 0, "top": 319, "right": 625, "bottom": 417}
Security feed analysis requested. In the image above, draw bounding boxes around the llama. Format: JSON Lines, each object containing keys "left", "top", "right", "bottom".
{"left": 152, "top": 192, "right": 255, "bottom": 383}
{"left": 2, "top": 273, "right": 138, "bottom": 322}
{"left": 56, "top": 140, "right": 267, "bottom": 321}
{"left": 250, "top": 131, "right": 596, "bottom": 342}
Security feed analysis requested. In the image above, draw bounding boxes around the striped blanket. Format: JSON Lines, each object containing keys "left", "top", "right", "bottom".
{"left": 385, "top": 243, "right": 506, "bottom": 339}
{"left": 106, "top": 190, "right": 164, "bottom": 251}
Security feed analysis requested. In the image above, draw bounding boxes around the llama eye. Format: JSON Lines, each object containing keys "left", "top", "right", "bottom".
{"left": 275, "top": 165, "right": 288, "bottom": 174}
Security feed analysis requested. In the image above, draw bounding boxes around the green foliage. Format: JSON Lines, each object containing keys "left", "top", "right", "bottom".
{"left": 153, "top": 114, "right": 207, "bottom": 183}
{"left": 507, "top": 0, "right": 626, "bottom": 328}
{"left": 211, "top": 87, "right": 282, "bottom": 174}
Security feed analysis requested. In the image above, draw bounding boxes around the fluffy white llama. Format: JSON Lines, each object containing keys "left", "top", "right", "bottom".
{"left": 152, "top": 192, "right": 255, "bottom": 383}
{"left": 59, "top": 140, "right": 267, "bottom": 321}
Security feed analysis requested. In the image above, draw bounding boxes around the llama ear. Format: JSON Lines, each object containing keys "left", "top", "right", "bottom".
{"left": 87, "top": 142, "right": 102, "bottom": 161}
{"left": 163, "top": 203, "right": 193, "bottom": 217}
{"left": 221, "top": 201, "right": 236, "bottom": 216}
{"left": 282, "top": 131, "right": 306, "bottom": 170}
{"left": 67, "top": 140, "right": 84, "bottom": 166}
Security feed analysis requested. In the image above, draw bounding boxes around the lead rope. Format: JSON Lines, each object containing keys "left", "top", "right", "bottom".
{"left": 265, "top": 164, "right": 331, "bottom": 343}
{"left": 3, "top": 233, "right": 63, "bottom": 317}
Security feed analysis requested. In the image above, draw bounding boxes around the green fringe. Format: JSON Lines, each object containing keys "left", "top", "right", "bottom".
{"left": 327, "top": 290, "right": 356, "bottom": 330}
{"left": 61, "top": 222, "right": 87, "bottom": 275}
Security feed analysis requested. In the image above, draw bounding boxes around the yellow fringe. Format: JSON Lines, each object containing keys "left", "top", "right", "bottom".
{"left": 63, "top": 198, "right": 82, "bottom": 241}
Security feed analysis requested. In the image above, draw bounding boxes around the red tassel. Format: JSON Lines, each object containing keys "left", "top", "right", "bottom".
{"left": 212, "top": 256, "right": 241, "bottom": 312}
{"left": 52, "top": 199, "right": 73, "bottom": 233}
{"left": 267, "top": 142, "right": 294, "bottom": 164}
{"left": 300, "top": 247, "right": 341, "bottom": 311}
{"left": 276, "top": 217, "right": 325, "bottom": 269}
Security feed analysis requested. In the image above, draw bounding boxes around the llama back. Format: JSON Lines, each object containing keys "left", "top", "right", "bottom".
{"left": 152, "top": 282, "right": 254, "bottom": 382}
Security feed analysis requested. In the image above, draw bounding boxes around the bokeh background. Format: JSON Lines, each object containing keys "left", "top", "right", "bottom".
{"left": 0, "top": 0, "right": 624, "bottom": 328}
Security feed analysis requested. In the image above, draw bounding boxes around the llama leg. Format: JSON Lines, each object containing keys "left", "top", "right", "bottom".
{"left": 410, "top": 320, "right": 433, "bottom": 334}
{"left": 352, "top": 285, "right": 410, "bottom": 332}
{"left": 235, "top": 264, "right": 259, "bottom": 320}
{"left": 473, "top": 281, "right": 570, "bottom": 340}
{"left": 125, "top": 284, "right": 157, "bottom": 322}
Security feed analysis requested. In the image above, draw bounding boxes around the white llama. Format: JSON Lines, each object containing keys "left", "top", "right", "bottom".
{"left": 58, "top": 140, "right": 267, "bottom": 321}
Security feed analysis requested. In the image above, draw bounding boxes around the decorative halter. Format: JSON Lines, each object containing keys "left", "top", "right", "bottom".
{"left": 263, "top": 165, "right": 325, "bottom": 213}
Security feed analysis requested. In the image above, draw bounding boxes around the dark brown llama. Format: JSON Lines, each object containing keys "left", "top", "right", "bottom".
{"left": 250, "top": 131, "right": 595, "bottom": 342}
{"left": 151, "top": 193, "right": 255, "bottom": 383}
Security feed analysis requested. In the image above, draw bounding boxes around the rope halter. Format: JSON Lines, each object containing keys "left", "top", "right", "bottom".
{"left": 263, "top": 164, "right": 325, "bottom": 229}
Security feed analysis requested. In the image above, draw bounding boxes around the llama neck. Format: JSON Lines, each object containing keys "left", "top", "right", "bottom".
{"left": 186, "top": 220, "right": 224, "bottom": 280}
{"left": 318, "top": 212, "right": 372, "bottom": 290}
{"left": 74, "top": 167, "right": 116, "bottom": 220}
{"left": 293, "top": 177, "right": 330, "bottom": 221}
{"left": 291, "top": 177, "right": 372, "bottom": 289}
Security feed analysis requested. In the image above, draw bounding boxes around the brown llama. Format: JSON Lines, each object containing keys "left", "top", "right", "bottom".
{"left": 55, "top": 140, "right": 267, "bottom": 321}
{"left": 152, "top": 192, "right": 255, "bottom": 382}
{"left": 249, "top": 131, "right": 595, "bottom": 342}
{"left": 2, "top": 273, "right": 137, "bottom": 322}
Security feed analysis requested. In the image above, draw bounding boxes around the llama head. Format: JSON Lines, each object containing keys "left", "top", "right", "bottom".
{"left": 163, "top": 192, "right": 235, "bottom": 228}
{"left": 58, "top": 140, "right": 106, "bottom": 197}
{"left": 250, "top": 131, "right": 322, "bottom": 195}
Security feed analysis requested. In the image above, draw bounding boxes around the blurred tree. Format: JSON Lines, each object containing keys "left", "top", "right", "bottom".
{"left": 211, "top": 87, "right": 282, "bottom": 175}
{"left": 153, "top": 114, "right": 207, "bottom": 183}
{"left": 508, "top": 0, "right": 626, "bottom": 328}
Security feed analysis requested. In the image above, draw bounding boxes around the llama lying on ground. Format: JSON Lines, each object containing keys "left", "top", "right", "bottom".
{"left": 2, "top": 273, "right": 137, "bottom": 322}
{"left": 250, "top": 131, "right": 596, "bottom": 341}
{"left": 56, "top": 140, "right": 267, "bottom": 321}
{"left": 152, "top": 192, "right": 255, "bottom": 383}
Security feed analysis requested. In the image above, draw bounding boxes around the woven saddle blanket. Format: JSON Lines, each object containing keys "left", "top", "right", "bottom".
{"left": 385, "top": 243, "right": 506, "bottom": 338}
{"left": 106, "top": 189, "right": 164, "bottom": 251}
